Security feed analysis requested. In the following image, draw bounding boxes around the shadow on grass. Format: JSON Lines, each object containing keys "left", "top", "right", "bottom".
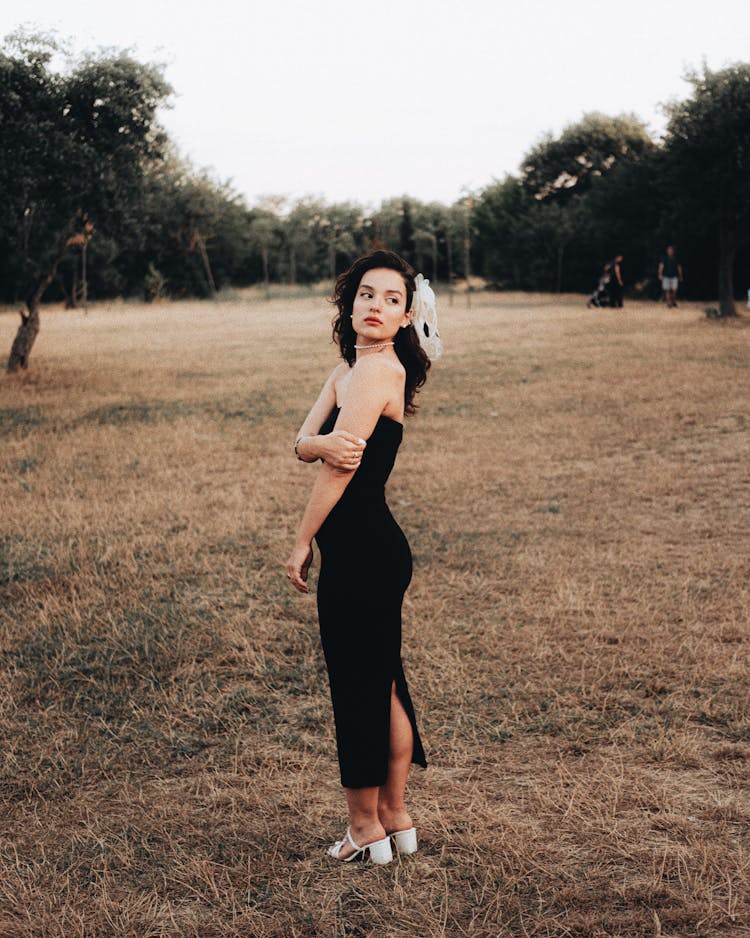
{"left": 0, "top": 390, "right": 285, "bottom": 437}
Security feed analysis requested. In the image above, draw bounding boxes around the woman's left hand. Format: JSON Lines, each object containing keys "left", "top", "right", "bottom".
{"left": 286, "top": 543, "right": 314, "bottom": 593}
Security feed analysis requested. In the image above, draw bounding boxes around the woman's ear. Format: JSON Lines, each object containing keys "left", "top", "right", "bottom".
{"left": 401, "top": 309, "right": 413, "bottom": 329}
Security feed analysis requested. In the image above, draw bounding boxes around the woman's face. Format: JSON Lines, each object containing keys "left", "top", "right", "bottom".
{"left": 351, "top": 267, "right": 412, "bottom": 345}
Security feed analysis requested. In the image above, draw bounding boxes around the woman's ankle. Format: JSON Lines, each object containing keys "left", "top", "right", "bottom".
{"left": 377, "top": 805, "right": 412, "bottom": 832}
{"left": 349, "top": 820, "right": 387, "bottom": 845}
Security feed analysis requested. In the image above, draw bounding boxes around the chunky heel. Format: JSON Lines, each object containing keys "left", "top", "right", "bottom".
{"left": 391, "top": 827, "right": 418, "bottom": 855}
{"left": 367, "top": 835, "right": 394, "bottom": 865}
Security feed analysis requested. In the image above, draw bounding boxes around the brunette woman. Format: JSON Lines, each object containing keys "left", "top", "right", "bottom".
{"left": 286, "top": 250, "right": 440, "bottom": 864}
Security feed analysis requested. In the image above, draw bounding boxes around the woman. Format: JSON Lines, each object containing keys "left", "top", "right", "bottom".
{"left": 286, "top": 250, "right": 440, "bottom": 865}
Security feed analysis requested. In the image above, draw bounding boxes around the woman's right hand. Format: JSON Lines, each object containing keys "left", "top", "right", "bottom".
{"left": 303, "top": 431, "right": 366, "bottom": 471}
{"left": 286, "top": 542, "right": 314, "bottom": 593}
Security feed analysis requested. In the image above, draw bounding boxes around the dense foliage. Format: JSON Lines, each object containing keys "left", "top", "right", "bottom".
{"left": 2, "top": 37, "right": 749, "bottom": 367}
{"left": 659, "top": 64, "right": 750, "bottom": 315}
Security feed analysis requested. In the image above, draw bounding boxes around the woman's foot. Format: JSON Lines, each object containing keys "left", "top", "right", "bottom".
{"left": 329, "top": 822, "right": 388, "bottom": 861}
{"left": 378, "top": 807, "right": 418, "bottom": 855}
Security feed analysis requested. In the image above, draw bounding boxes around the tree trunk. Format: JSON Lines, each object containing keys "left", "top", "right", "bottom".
{"left": 718, "top": 216, "right": 737, "bottom": 317}
{"left": 556, "top": 242, "right": 565, "bottom": 293}
{"left": 7, "top": 214, "right": 81, "bottom": 371}
{"left": 463, "top": 208, "right": 472, "bottom": 310}
{"left": 195, "top": 230, "right": 217, "bottom": 298}
{"left": 8, "top": 267, "right": 60, "bottom": 371}
{"left": 81, "top": 240, "right": 88, "bottom": 311}
{"left": 446, "top": 228, "right": 453, "bottom": 306}
{"left": 262, "top": 246, "right": 270, "bottom": 300}
{"left": 328, "top": 238, "right": 336, "bottom": 283}
{"left": 8, "top": 302, "right": 41, "bottom": 371}
{"left": 62, "top": 267, "right": 79, "bottom": 309}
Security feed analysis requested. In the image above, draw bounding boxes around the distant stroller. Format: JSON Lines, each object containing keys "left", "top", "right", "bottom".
{"left": 587, "top": 263, "right": 611, "bottom": 308}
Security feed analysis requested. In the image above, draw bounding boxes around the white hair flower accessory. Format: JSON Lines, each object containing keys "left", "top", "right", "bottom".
{"left": 411, "top": 273, "right": 442, "bottom": 360}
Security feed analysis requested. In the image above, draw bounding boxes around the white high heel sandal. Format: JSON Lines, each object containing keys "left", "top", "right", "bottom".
{"left": 327, "top": 828, "right": 393, "bottom": 865}
{"left": 390, "top": 827, "right": 418, "bottom": 855}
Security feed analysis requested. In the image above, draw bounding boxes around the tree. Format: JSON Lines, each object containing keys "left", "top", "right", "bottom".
{"left": 284, "top": 198, "right": 326, "bottom": 284}
{"left": 399, "top": 198, "right": 416, "bottom": 262}
{"left": 412, "top": 201, "right": 449, "bottom": 281}
{"left": 521, "top": 112, "right": 653, "bottom": 204}
{"left": 0, "top": 33, "right": 170, "bottom": 370}
{"left": 414, "top": 228, "right": 437, "bottom": 282}
{"left": 373, "top": 198, "right": 418, "bottom": 261}
{"left": 474, "top": 177, "right": 524, "bottom": 287}
{"left": 320, "top": 202, "right": 366, "bottom": 280}
{"left": 511, "top": 113, "right": 656, "bottom": 292}
{"left": 580, "top": 154, "right": 663, "bottom": 293}
{"left": 249, "top": 212, "right": 279, "bottom": 299}
{"left": 130, "top": 155, "right": 253, "bottom": 299}
{"left": 662, "top": 63, "right": 750, "bottom": 316}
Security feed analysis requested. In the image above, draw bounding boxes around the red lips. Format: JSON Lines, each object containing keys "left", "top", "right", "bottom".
{"left": 364, "top": 317, "right": 382, "bottom": 325}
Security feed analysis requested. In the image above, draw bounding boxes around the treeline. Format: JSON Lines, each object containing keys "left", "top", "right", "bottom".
{"left": 2, "top": 33, "right": 749, "bottom": 370}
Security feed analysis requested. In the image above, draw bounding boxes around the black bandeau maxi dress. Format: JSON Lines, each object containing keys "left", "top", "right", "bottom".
{"left": 314, "top": 405, "right": 427, "bottom": 788}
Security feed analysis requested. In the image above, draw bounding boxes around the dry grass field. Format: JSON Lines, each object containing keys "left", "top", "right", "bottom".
{"left": 1, "top": 291, "right": 748, "bottom": 938}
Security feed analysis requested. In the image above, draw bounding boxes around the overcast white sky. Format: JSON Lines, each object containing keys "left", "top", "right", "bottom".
{"left": 4, "top": 0, "right": 749, "bottom": 209}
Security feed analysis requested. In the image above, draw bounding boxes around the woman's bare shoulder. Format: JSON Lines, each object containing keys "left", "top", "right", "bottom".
{"left": 329, "top": 361, "right": 351, "bottom": 378}
{"left": 353, "top": 354, "right": 405, "bottom": 381}
{"left": 321, "top": 360, "right": 351, "bottom": 388}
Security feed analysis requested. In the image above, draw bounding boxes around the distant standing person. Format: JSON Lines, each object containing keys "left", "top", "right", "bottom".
{"left": 658, "top": 245, "right": 683, "bottom": 308}
{"left": 609, "top": 254, "right": 624, "bottom": 307}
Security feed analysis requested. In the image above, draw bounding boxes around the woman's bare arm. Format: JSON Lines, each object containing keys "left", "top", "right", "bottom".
{"left": 293, "top": 363, "right": 366, "bottom": 469}
{"left": 293, "top": 363, "right": 370, "bottom": 470}
{"left": 286, "top": 357, "right": 403, "bottom": 592}
{"left": 293, "top": 365, "right": 340, "bottom": 461}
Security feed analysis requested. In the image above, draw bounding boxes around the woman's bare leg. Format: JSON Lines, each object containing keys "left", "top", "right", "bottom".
{"left": 334, "top": 683, "right": 414, "bottom": 857}
{"left": 377, "top": 682, "right": 414, "bottom": 833}
{"left": 335, "top": 786, "right": 386, "bottom": 859}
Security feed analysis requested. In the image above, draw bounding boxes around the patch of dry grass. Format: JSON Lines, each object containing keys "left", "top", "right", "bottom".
{"left": 1, "top": 294, "right": 748, "bottom": 937}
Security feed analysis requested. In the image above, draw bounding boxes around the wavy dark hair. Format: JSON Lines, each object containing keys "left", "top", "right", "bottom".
{"left": 331, "top": 250, "right": 431, "bottom": 415}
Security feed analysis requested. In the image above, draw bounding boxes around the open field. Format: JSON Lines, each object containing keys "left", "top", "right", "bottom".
{"left": 1, "top": 293, "right": 749, "bottom": 937}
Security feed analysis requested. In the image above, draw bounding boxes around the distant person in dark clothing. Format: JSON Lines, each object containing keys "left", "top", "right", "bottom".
{"left": 609, "top": 254, "right": 624, "bottom": 307}
{"left": 658, "top": 246, "right": 683, "bottom": 307}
